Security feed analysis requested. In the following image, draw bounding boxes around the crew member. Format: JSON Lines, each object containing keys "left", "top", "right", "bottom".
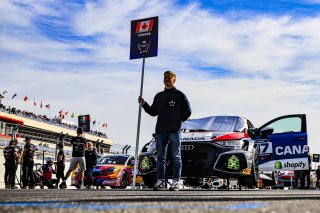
{"left": 40, "top": 158, "right": 58, "bottom": 189}
{"left": 3, "top": 141, "right": 18, "bottom": 189}
{"left": 21, "top": 137, "right": 37, "bottom": 189}
{"left": 12, "top": 139, "right": 22, "bottom": 189}
{"left": 56, "top": 143, "right": 65, "bottom": 186}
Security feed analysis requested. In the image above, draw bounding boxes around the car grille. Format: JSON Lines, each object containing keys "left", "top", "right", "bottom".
{"left": 166, "top": 142, "right": 232, "bottom": 177}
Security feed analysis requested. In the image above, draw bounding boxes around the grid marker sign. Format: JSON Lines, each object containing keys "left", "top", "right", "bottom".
{"left": 130, "top": 16, "right": 158, "bottom": 59}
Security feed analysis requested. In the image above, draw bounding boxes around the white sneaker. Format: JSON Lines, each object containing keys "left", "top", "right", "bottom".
{"left": 153, "top": 180, "right": 166, "bottom": 191}
{"left": 169, "top": 180, "right": 179, "bottom": 191}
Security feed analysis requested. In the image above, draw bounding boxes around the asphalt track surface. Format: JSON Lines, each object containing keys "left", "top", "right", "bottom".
{"left": 0, "top": 188, "right": 320, "bottom": 213}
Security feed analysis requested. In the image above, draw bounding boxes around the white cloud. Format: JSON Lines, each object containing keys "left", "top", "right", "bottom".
{"left": 1, "top": 0, "right": 320, "bottom": 155}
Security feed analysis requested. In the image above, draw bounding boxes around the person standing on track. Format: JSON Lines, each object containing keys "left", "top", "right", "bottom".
{"left": 138, "top": 70, "right": 191, "bottom": 191}
{"left": 56, "top": 143, "right": 65, "bottom": 187}
{"left": 61, "top": 127, "right": 87, "bottom": 189}
{"left": 21, "top": 137, "right": 37, "bottom": 189}
{"left": 3, "top": 140, "right": 18, "bottom": 189}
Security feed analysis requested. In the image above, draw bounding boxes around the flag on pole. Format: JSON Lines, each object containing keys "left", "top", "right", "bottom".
{"left": 40, "top": 101, "right": 43, "bottom": 108}
{"left": 71, "top": 112, "right": 75, "bottom": 118}
{"left": 45, "top": 104, "right": 50, "bottom": 109}
{"left": 33, "top": 99, "right": 37, "bottom": 106}
{"left": 24, "top": 96, "right": 28, "bottom": 102}
{"left": 12, "top": 93, "right": 17, "bottom": 99}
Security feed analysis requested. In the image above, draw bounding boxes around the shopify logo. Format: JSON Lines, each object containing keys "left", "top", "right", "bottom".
{"left": 274, "top": 161, "right": 282, "bottom": 169}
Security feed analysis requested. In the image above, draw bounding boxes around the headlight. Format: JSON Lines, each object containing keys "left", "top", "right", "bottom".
{"left": 215, "top": 140, "right": 244, "bottom": 149}
{"left": 147, "top": 141, "right": 156, "bottom": 152}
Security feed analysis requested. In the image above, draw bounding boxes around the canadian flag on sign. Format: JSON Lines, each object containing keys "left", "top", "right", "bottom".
{"left": 135, "top": 19, "right": 154, "bottom": 33}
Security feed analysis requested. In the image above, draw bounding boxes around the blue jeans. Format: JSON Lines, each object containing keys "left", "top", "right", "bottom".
{"left": 155, "top": 133, "right": 181, "bottom": 180}
{"left": 85, "top": 166, "right": 94, "bottom": 186}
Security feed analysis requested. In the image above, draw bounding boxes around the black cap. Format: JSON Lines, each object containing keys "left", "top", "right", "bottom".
{"left": 25, "top": 137, "right": 31, "bottom": 141}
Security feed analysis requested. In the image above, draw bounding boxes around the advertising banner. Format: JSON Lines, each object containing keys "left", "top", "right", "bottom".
{"left": 130, "top": 16, "right": 158, "bottom": 59}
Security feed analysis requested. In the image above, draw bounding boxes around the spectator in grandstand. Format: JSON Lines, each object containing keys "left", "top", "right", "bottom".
{"left": 138, "top": 70, "right": 191, "bottom": 191}
{"left": 21, "top": 137, "right": 37, "bottom": 189}
{"left": 3, "top": 140, "right": 18, "bottom": 189}
{"left": 40, "top": 157, "right": 59, "bottom": 189}
{"left": 56, "top": 143, "right": 65, "bottom": 186}
{"left": 61, "top": 127, "right": 87, "bottom": 189}
{"left": 85, "top": 142, "right": 98, "bottom": 189}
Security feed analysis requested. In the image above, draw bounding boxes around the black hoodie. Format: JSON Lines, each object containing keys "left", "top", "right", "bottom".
{"left": 142, "top": 87, "right": 191, "bottom": 134}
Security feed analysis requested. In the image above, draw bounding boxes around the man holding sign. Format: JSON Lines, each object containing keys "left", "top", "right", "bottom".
{"left": 138, "top": 71, "right": 191, "bottom": 191}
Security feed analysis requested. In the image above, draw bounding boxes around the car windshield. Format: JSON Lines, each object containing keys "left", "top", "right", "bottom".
{"left": 181, "top": 116, "right": 245, "bottom": 132}
{"left": 97, "top": 155, "right": 128, "bottom": 165}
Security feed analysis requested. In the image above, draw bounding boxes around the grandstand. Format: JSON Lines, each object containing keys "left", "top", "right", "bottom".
{"left": 0, "top": 104, "right": 113, "bottom": 188}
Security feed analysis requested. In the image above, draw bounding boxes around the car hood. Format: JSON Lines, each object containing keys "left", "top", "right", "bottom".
{"left": 94, "top": 164, "right": 125, "bottom": 170}
{"left": 181, "top": 132, "right": 248, "bottom": 142}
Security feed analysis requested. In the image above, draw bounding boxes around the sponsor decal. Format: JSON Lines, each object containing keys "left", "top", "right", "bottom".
{"left": 140, "top": 156, "right": 151, "bottom": 171}
{"left": 181, "top": 137, "right": 205, "bottom": 141}
{"left": 242, "top": 168, "right": 251, "bottom": 175}
{"left": 274, "top": 161, "right": 282, "bottom": 169}
{"left": 275, "top": 145, "right": 308, "bottom": 155}
{"left": 227, "top": 155, "right": 240, "bottom": 170}
{"left": 283, "top": 161, "right": 306, "bottom": 169}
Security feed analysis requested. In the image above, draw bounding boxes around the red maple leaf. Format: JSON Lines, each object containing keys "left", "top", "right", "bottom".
{"left": 141, "top": 22, "right": 148, "bottom": 29}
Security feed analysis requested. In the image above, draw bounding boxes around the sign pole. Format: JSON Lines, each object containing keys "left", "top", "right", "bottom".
{"left": 133, "top": 57, "right": 145, "bottom": 190}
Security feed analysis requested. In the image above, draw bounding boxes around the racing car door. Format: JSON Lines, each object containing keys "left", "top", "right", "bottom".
{"left": 255, "top": 114, "right": 309, "bottom": 172}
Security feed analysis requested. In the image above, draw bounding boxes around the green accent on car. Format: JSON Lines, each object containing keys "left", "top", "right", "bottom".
{"left": 227, "top": 155, "right": 240, "bottom": 170}
{"left": 140, "top": 156, "right": 151, "bottom": 171}
{"left": 275, "top": 161, "right": 282, "bottom": 169}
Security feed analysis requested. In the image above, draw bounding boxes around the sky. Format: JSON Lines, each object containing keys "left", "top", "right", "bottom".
{"left": 1, "top": 0, "right": 320, "bottom": 154}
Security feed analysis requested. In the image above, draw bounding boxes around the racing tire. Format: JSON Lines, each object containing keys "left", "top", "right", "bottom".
{"left": 119, "top": 171, "right": 128, "bottom": 189}
{"left": 239, "top": 148, "right": 259, "bottom": 188}
{"left": 141, "top": 173, "right": 157, "bottom": 188}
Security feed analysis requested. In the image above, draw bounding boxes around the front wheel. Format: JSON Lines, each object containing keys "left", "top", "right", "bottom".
{"left": 119, "top": 172, "right": 128, "bottom": 189}
{"left": 239, "top": 148, "right": 259, "bottom": 188}
{"left": 141, "top": 173, "right": 157, "bottom": 188}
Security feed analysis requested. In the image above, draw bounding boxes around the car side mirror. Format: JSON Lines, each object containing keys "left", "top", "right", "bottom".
{"left": 260, "top": 127, "right": 274, "bottom": 138}
{"left": 248, "top": 128, "right": 257, "bottom": 137}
